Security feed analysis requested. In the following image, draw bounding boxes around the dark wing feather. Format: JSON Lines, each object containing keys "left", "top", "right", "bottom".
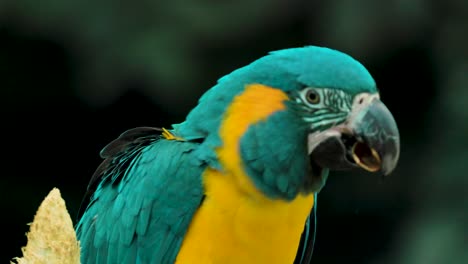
{"left": 76, "top": 127, "right": 205, "bottom": 264}
{"left": 100, "top": 127, "right": 163, "bottom": 158}
{"left": 76, "top": 127, "right": 162, "bottom": 220}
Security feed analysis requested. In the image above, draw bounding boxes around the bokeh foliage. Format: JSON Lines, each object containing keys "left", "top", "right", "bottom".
{"left": 1, "top": 0, "right": 467, "bottom": 263}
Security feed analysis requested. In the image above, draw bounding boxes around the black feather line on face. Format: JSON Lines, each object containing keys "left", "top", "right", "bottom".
{"left": 76, "top": 127, "right": 162, "bottom": 221}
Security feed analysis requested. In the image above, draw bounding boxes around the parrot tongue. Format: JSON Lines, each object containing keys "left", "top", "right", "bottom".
{"left": 307, "top": 130, "right": 382, "bottom": 172}
{"left": 341, "top": 134, "right": 382, "bottom": 172}
{"left": 305, "top": 129, "right": 382, "bottom": 192}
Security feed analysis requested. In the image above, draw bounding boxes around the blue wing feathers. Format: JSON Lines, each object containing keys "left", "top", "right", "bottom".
{"left": 136, "top": 205, "right": 152, "bottom": 236}
{"left": 96, "top": 238, "right": 109, "bottom": 264}
{"left": 111, "top": 194, "right": 125, "bottom": 220}
{"left": 76, "top": 128, "right": 205, "bottom": 264}
{"left": 121, "top": 242, "right": 137, "bottom": 264}
{"left": 109, "top": 221, "right": 121, "bottom": 246}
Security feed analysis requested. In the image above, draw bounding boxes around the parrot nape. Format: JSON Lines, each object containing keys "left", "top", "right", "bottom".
{"left": 76, "top": 46, "right": 400, "bottom": 264}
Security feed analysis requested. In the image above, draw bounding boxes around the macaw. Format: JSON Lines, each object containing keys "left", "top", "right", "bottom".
{"left": 76, "top": 46, "right": 400, "bottom": 264}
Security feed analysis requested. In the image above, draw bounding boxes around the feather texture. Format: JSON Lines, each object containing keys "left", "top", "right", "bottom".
{"left": 76, "top": 46, "right": 382, "bottom": 263}
{"left": 76, "top": 128, "right": 205, "bottom": 264}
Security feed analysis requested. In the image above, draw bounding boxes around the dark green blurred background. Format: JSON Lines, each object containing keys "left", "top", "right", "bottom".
{"left": 1, "top": 1, "right": 467, "bottom": 263}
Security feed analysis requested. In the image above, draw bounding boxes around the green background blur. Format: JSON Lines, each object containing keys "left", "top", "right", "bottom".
{"left": 1, "top": 1, "right": 467, "bottom": 263}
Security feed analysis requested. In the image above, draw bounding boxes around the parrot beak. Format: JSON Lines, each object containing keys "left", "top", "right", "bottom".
{"left": 308, "top": 93, "right": 400, "bottom": 176}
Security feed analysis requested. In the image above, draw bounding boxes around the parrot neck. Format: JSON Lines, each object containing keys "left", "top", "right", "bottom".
{"left": 215, "top": 82, "right": 310, "bottom": 200}
{"left": 216, "top": 83, "right": 290, "bottom": 199}
{"left": 176, "top": 168, "right": 314, "bottom": 264}
{"left": 176, "top": 83, "right": 315, "bottom": 263}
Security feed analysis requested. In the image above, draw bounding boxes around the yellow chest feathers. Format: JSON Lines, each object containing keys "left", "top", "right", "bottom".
{"left": 176, "top": 168, "right": 314, "bottom": 264}
{"left": 176, "top": 84, "right": 315, "bottom": 264}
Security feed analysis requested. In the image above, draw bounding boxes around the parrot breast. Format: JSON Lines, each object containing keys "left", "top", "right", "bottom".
{"left": 175, "top": 84, "right": 315, "bottom": 263}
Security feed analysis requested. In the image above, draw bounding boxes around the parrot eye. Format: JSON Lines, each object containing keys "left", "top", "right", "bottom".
{"left": 305, "top": 89, "right": 320, "bottom": 104}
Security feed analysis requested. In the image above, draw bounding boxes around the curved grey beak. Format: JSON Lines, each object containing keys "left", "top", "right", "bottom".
{"left": 309, "top": 94, "right": 400, "bottom": 176}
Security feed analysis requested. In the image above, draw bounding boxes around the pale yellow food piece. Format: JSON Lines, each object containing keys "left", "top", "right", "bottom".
{"left": 12, "top": 188, "right": 80, "bottom": 264}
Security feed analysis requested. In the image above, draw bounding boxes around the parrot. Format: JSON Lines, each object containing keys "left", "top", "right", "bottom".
{"left": 75, "top": 45, "right": 400, "bottom": 264}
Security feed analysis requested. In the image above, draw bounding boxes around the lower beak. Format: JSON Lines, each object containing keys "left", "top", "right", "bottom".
{"left": 309, "top": 94, "right": 400, "bottom": 176}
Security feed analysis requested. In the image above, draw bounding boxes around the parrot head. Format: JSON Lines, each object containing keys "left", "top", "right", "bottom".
{"left": 173, "top": 46, "right": 400, "bottom": 200}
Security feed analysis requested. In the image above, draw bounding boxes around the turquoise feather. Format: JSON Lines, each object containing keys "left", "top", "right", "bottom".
{"left": 76, "top": 45, "right": 378, "bottom": 264}
{"left": 240, "top": 110, "right": 310, "bottom": 200}
{"left": 76, "top": 138, "right": 205, "bottom": 263}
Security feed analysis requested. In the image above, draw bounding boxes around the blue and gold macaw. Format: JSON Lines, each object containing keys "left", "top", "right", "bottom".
{"left": 76, "top": 46, "right": 400, "bottom": 264}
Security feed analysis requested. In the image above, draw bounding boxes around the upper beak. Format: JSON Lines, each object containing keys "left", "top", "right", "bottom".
{"left": 309, "top": 93, "right": 400, "bottom": 176}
